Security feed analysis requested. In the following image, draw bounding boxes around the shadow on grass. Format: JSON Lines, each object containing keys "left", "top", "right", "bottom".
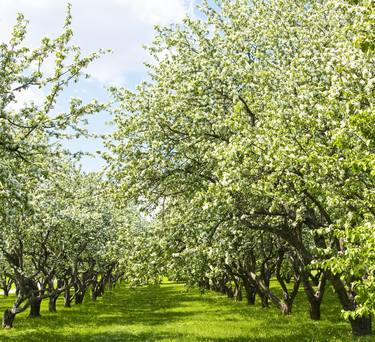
{"left": 0, "top": 283, "right": 202, "bottom": 341}
{"left": 0, "top": 282, "right": 372, "bottom": 341}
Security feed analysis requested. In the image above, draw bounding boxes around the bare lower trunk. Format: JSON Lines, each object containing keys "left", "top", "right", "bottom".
{"left": 330, "top": 273, "right": 372, "bottom": 336}
{"left": 92, "top": 291, "right": 98, "bottom": 301}
{"left": 246, "top": 289, "right": 256, "bottom": 305}
{"left": 64, "top": 288, "right": 71, "bottom": 308}
{"left": 28, "top": 297, "right": 42, "bottom": 318}
{"left": 309, "top": 299, "right": 321, "bottom": 320}
{"left": 259, "top": 291, "right": 269, "bottom": 308}
{"left": 233, "top": 284, "right": 242, "bottom": 302}
{"left": 350, "top": 316, "right": 372, "bottom": 337}
{"left": 1, "top": 279, "right": 13, "bottom": 297}
{"left": 226, "top": 286, "right": 234, "bottom": 299}
{"left": 75, "top": 292, "right": 84, "bottom": 304}
{"left": 242, "top": 280, "right": 256, "bottom": 305}
{"left": 49, "top": 296, "right": 58, "bottom": 312}
{"left": 2, "top": 309, "right": 15, "bottom": 329}
{"left": 302, "top": 271, "right": 326, "bottom": 321}
{"left": 281, "top": 299, "right": 292, "bottom": 315}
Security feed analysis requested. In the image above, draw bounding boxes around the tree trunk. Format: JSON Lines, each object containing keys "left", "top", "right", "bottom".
{"left": 330, "top": 273, "right": 372, "bottom": 336}
{"left": 279, "top": 279, "right": 300, "bottom": 316}
{"left": 220, "top": 284, "right": 227, "bottom": 295}
{"left": 302, "top": 273, "right": 325, "bottom": 321}
{"left": 75, "top": 292, "right": 84, "bottom": 304}
{"left": 259, "top": 291, "right": 269, "bottom": 308}
{"left": 64, "top": 288, "right": 71, "bottom": 308}
{"left": 99, "top": 278, "right": 106, "bottom": 296}
{"left": 3, "top": 288, "right": 9, "bottom": 297}
{"left": 226, "top": 286, "right": 234, "bottom": 299}
{"left": 350, "top": 316, "right": 372, "bottom": 336}
{"left": 243, "top": 280, "right": 256, "bottom": 305}
{"left": 108, "top": 278, "right": 113, "bottom": 291}
{"left": 281, "top": 300, "right": 292, "bottom": 315}
{"left": 28, "top": 297, "right": 42, "bottom": 318}
{"left": 2, "top": 309, "right": 15, "bottom": 329}
{"left": 49, "top": 295, "right": 58, "bottom": 312}
{"left": 246, "top": 289, "right": 256, "bottom": 305}
{"left": 91, "top": 290, "right": 98, "bottom": 301}
{"left": 309, "top": 299, "right": 321, "bottom": 320}
{"left": 233, "top": 284, "right": 242, "bottom": 302}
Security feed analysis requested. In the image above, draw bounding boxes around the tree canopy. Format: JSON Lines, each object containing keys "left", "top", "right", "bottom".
{"left": 1, "top": 0, "right": 374, "bottom": 338}
{"left": 106, "top": 0, "right": 375, "bottom": 336}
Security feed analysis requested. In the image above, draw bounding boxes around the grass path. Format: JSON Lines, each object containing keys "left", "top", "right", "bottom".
{"left": 0, "top": 282, "right": 372, "bottom": 341}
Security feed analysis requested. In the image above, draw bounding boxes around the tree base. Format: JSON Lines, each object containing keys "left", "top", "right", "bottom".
{"left": 350, "top": 316, "right": 372, "bottom": 336}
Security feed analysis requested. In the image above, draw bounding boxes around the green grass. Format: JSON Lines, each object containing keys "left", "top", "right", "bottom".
{"left": 0, "top": 282, "right": 373, "bottom": 341}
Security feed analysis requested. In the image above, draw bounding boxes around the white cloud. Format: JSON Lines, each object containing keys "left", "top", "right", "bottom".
{"left": 0, "top": 0, "right": 193, "bottom": 85}
{"left": 113, "top": 0, "right": 186, "bottom": 24}
{"left": 0, "top": 0, "right": 200, "bottom": 171}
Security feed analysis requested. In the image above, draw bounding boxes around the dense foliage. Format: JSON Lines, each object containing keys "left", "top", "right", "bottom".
{"left": 0, "top": 7, "right": 138, "bottom": 329}
{"left": 1, "top": 0, "right": 374, "bottom": 338}
{"left": 107, "top": 0, "right": 375, "bottom": 337}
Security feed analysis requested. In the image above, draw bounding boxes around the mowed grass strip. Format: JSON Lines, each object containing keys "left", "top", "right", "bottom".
{"left": 0, "top": 282, "right": 372, "bottom": 341}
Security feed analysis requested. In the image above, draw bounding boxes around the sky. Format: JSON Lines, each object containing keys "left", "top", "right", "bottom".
{"left": 0, "top": 0, "right": 201, "bottom": 172}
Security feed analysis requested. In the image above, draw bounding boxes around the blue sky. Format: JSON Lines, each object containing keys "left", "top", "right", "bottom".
{"left": 0, "top": 0, "right": 203, "bottom": 172}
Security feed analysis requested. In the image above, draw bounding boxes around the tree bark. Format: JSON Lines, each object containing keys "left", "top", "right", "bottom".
{"left": 108, "top": 278, "right": 113, "bottom": 291}
{"left": 28, "top": 297, "right": 42, "bottom": 318}
{"left": 245, "top": 286, "right": 256, "bottom": 305}
{"left": 241, "top": 275, "right": 257, "bottom": 305}
{"left": 330, "top": 273, "right": 372, "bottom": 336}
{"left": 260, "top": 292, "right": 269, "bottom": 308}
{"left": 0, "top": 278, "right": 13, "bottom": 297}
{"left": 91, "top": 291, "right": 98, "bottom": 301}
{"left": 226, "top": 286, "right": 234, "bottom": 299}
{"left": 75, "top": 292, "right": 84, "bottom": 304}
{"left": 350, "top": 316, "right": 372, "bottom": 336}
{"left": 49, "top": 295, "right": 58, "bottom": 313}
{"left": 233, "top": 283, "right": 242, "bottom": 302}
{"left": 2, "top": 309, "right": 15, "bottom": 329}
{"left": 281, "top": 299, "right": 292, "bottom": 315}
{"left": 64, "top": 288, "right": 71, "bottom": 308}
{"left": 302, "top": 272, "right": 326, "bottom": 320}
{"left": 309, "top": 299, "right": 321, "bottom": 320}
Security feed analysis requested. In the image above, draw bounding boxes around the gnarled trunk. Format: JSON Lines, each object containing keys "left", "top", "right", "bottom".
{"left": 1, "top": 278, "right": 12, "bottom": 297}
{"left": 245, "top": 288, "right": 256, "bottom": 305}
{"left": 108, "top": 278, "right": 113, "bottom": 291}
{"left": 2, "top": 309, "right": 15, "bottom": 329}
{"left": 226, "top": 286, "right": 234, "bottom": 299}
{"left": 309, "top": 299, "right": 321, "bottom": 320}
{"left": 302, "top": 271, "right": 326, "bottom": 320}
{"left": 3, "top": 294, "right": 31, "bottom": 328}
{"left": 330, "top": 273, "right": 372, "bottom": 336}
{"left": 233, "top": 283, "right": 242, "bottom": 302}
{"left": 64, "top": 288, "right": 71, "bottom": 308}
{"left": 49, "top": 295, "right": 58, "bottom": 312}
{"left": 258, "top": 289, "right": 269, "bottom": 308}
{"left": 350, "top": 316, "right": 372, "bottom": 336}
{"left": 28, "top": 297, "right": 42, "bottom": 318}
{"left": 281, "top": 299, "right": 293, "bottom": 315}
{"left": 75, "top": 291, "right": 84, "bottom": 304}
{"left": 242, "top": 279, "right": 256, "bottom": 305}
{"left": 92, "top": 290, "right": 98, "bottom": 301}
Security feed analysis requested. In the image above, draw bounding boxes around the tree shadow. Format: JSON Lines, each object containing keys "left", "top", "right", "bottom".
{"left": 0, "top": 282, "right": 373, "bottom": 341}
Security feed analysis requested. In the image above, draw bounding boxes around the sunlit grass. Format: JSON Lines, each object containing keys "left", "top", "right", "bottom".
{"left": 0, "top": 281, "right": 372, "bottom": 341}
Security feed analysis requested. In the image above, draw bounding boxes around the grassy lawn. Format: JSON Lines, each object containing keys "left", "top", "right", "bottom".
{"left": 0, "top": 282, "right": 372, "bottom": 341}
